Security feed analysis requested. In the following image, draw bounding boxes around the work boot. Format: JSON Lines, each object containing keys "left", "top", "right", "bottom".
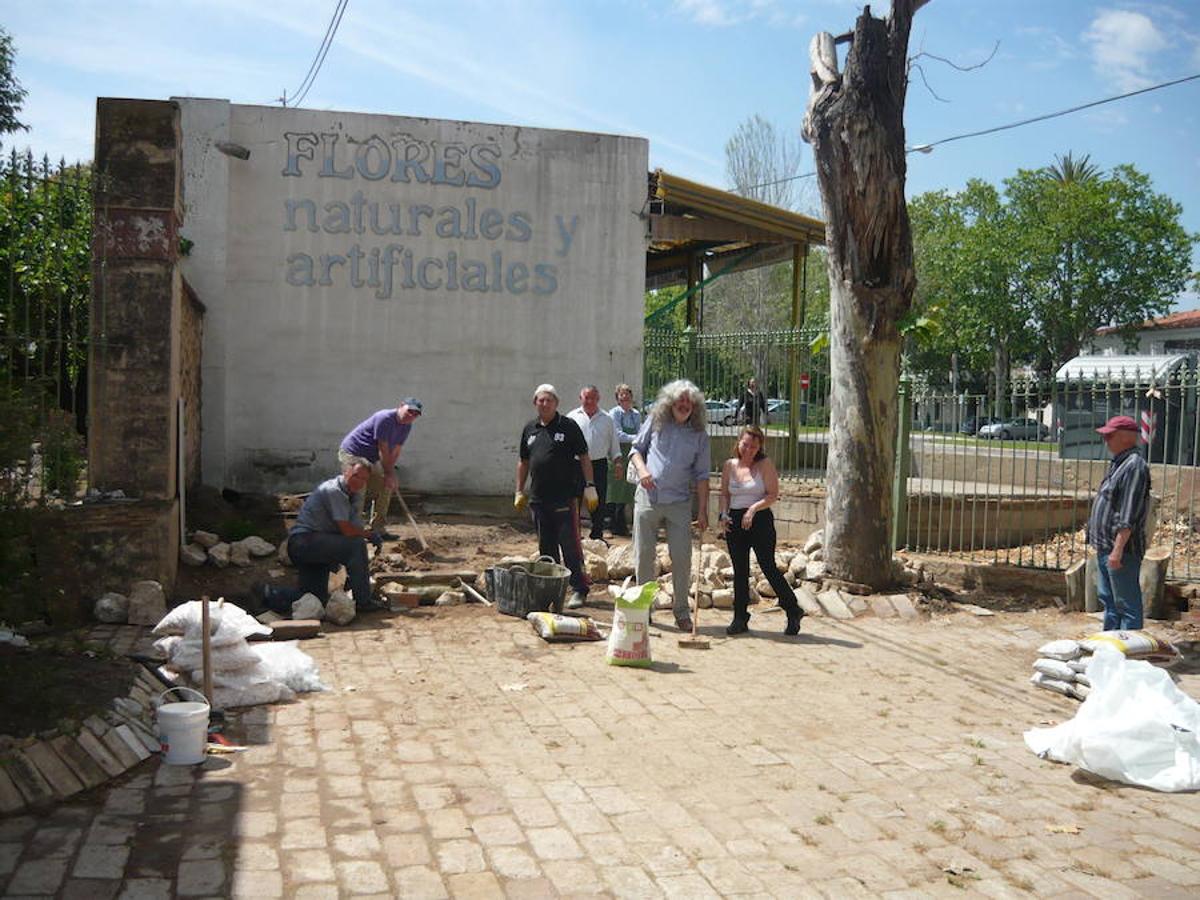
{"left": 726, "top": 617, "right": 750, "bottom": 636}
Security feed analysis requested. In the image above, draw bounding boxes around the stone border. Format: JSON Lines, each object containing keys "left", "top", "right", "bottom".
{"left": 0, "top": 664, "right": 166, "bottom": 815}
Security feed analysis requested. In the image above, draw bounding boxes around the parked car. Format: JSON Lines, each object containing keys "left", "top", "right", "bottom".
{"left": 705, "top": 399, "right": 739, "bottom": 426}
{"left": 978, "top": 418, "right": 1050, "bottom": 441}
{"left": 766, "top": 399, "right": 789, "bottom": 420}
{"left": 959, "top": 415, "right": 999, "bottom": 435}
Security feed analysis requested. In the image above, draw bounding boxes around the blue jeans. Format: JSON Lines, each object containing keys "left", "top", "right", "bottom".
{"left": 529, "top": 499, "right": 590, "bottom": 594}
{"left": 1096, "top": 552, "right": 1144, "bottom": 631}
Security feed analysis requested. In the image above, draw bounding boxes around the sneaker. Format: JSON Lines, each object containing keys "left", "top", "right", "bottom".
{"left": 726, "top": 619, "right": 749, "bottom": 636}
{"left": 356, "top": 597, "right": 389, "bottom": 613}
{"left": 376, "top": 530, "right": 400, "bottom": 541}
{"left": 566, "top": 591, "right": 587, "bottom": 609}
{"left": 674, "top": 616, "right": 694, "bottom": 632}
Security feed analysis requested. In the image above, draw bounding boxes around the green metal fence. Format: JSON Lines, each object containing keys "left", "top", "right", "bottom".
{"left": 0, "top": 151, "right": 94, "bottom": 502}
{"left": 644, "top": 325, "right": 832, "bottom": 479}
{"left": 647, "top": 325, "right": 1200, "bottom": 581}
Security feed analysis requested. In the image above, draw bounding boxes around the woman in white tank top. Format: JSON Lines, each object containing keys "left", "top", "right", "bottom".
{"left": 717, "top": 426, "right": 803, "bottom": 636}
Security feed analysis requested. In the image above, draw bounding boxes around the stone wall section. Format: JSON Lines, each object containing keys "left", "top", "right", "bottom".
{"left": 180, "top": 279, "right": 204, "bottom": 490}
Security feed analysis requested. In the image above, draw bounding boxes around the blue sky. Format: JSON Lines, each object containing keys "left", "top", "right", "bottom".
{"left": 5, "top": 0, "right": 1199, "bottom": 300}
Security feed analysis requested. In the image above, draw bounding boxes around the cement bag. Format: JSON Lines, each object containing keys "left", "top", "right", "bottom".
{"left": 1037, "top": 639, "right": 1083, "bottom": 661}
{"left": 1033, "top": 658, "right": 1076, "bottom": 681}
{"left": 1025, "top": 647, "right": 1200, "bottom": 792}
{"left": 606, "top": 581, "right": 657, "bottom": 668}
{"left": 526, "top": 612, "right": 602, "bottom": 642}
{"left": 1079, "top": 630, "right": 1172, "bottom": 657}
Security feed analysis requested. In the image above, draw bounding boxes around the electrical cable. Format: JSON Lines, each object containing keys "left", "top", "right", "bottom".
{"left": 288, "top": 0, "right": 349, "bottom": 108}
{"left": 740, "top": 71, "right": 1200, "bottom": 192}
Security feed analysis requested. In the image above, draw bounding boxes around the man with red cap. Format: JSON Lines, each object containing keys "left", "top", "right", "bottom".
{"left": 1086, "top": 415, "right": 1151, "bottom": 630}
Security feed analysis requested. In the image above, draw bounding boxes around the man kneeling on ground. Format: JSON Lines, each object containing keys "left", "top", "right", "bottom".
{"left": 257, "top": 460, "right": 387, "bottom": 615}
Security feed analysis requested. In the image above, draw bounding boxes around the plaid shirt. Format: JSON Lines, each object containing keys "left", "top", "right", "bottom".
{"left": 1086, "top": 447, "right": 1151, "bottom": 558}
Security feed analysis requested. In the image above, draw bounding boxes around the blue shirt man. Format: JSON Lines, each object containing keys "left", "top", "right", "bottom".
{"left": 337, "top": 398, "right": 423, "bottom": 536}
{"left": 1086, "top": 415, "right": 1151, "bottom": 631}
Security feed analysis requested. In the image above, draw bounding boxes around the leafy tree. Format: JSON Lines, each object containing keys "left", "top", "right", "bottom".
{"left": 1005, "top": 161, "right": 1195, "bottom": 374}
{"left": 0, "top": 27, "right": 28, "bottom": 136}
{"left": 908, "top": 159, "right": 1196, "bottom": 386}
{"left": 908, "top": 180, "right": 1036, "bottom": 409}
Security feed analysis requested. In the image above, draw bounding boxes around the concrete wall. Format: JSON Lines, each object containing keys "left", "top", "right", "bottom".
{"left": 176, "top": 100, "right": 649, "bottom": 494}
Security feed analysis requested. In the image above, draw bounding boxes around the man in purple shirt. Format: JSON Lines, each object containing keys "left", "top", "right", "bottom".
{"left": 338, "top": 398, "right": 423, "bottom": 537}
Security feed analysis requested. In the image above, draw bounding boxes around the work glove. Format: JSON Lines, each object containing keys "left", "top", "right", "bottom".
{"left": 583, "top": 484, "right": 600, "bottom": 513}
{"left": 514, "top": 491, "right": 529, "bottom": 513}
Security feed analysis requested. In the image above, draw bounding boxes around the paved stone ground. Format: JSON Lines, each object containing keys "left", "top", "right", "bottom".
{"left": 2, "top": 604, "right": 1199, "bottom": 898}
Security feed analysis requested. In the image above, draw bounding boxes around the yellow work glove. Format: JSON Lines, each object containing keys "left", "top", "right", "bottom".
{"left": 514, "top": 491, "right": 529, "bottom": 512}
{"left": 583, "top": 484, "right": 600, "bottom": 513}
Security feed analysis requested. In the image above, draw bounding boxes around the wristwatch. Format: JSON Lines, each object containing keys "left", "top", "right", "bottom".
{"left": 585, "top": 481, "right": 595, "bottom": 487}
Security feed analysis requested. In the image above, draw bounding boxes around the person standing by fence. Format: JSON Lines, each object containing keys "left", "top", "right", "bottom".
{"left": 717, "top": 426, "right": 803, "bottom": 636}
{"left": 628, "top": 379, "right": 711, "bottom": 630}
{"left": 736, "top": 377, "right": 768, "bottom": 426}
{"left": 1086, "top": 415, "right": 1151, "bottom": 631}
{"left": 568, "top": 385, "right": 623, "bottom": 541}
{"left": 607, "top": 383, "right": 642, "bottom": 537}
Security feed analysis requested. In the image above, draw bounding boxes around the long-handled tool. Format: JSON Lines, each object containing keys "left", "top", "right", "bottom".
{"left": 392, "top": 487, "right": 430, "bottom": 552}
{"left": 678, "top": 526, "right": 710, "bottom": 650}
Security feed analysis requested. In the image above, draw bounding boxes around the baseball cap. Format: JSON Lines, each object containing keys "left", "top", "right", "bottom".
{"left": 401, "top": 397, "right": 423, "bottom": 414}
{"left": 1096, "top": 415, "right": 1137, "bottom": 434}
{"left": 533, "top": 383, "right": 559, "bottom": 400}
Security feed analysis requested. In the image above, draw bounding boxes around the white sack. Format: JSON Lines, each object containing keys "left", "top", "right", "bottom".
{"left": 1025, "top": 647, "right": 1200, "bottom": 792}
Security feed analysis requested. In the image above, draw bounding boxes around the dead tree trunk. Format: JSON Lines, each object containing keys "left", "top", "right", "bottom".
{"left": 802, "top": 2, "right": 922, "bottom": 590}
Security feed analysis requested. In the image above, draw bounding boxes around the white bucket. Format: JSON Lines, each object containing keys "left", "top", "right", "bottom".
{"left": 156, "top": 687, "right": 210, "bottom": 765}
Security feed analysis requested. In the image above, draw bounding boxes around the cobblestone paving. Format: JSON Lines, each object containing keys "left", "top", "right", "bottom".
{"left": 2, "top": 605, "right": 1199, "bottom": 898}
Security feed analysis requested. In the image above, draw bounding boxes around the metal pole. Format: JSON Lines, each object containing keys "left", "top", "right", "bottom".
{"left": 892, "top": 376, "right": 912, "bottom": 551}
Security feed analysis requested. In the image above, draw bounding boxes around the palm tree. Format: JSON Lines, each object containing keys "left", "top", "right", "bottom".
{"left": 1042, "top": 151, "right": 1101, "bottom": 184}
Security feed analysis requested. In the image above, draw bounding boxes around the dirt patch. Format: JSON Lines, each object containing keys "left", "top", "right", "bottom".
{"left": 0, "top": 641, "right": 137, "bottom": 739}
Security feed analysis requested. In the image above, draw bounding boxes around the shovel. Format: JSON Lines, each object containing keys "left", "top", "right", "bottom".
{"left": 392, "top": 486, "right": 430, "bottom": 552}
{"left": 678, "top": 525, "right": 710, "bottom": 650}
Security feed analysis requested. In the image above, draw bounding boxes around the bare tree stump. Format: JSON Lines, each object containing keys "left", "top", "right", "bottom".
{"left": 1064, "top": 558, "right": 1087, "bottom": 612}
{"left": 1140, "top": 546, "right": 1172, "bottom": 620}
{"left": 801, "top": 1, "right": 924, "bottom": 591}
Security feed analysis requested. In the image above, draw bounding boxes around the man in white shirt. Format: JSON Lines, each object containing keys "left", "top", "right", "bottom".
{"left": 568, "top": 385, "right": 624, "bottom": 539}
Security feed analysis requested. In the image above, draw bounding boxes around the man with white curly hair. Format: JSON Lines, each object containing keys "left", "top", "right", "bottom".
{"left": 628, "top": 379, "right": 711, "bottom": 630}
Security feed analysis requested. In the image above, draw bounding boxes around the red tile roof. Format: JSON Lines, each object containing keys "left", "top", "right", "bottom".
{"left": 1096, "top": 309, "right": 1200, "bottom": 335}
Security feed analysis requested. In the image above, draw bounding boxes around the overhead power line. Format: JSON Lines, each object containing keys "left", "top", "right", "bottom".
{"left": 740, "top": 71, "right": 1200, "bottom": 192}
{"left": 284, "top": 0, "right": 350, "bottom": 108}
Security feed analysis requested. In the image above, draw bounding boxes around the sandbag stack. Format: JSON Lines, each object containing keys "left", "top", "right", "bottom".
{"left": 151, "top": 600, "right": 327, "bottom": 708}
{"left": 1032, "top": 631, "right": 1180, "bottom": 701}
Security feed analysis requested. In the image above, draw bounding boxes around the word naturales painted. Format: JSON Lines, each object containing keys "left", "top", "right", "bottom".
{"left": 280, "top": 131, "right": 574, "bottom": 299}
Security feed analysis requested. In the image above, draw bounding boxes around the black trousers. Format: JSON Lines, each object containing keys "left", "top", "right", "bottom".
{"left": 725, "top": 508, "right": 800, "bottom": 622}
{"left": 584, "top": 459, "right": 608, "bottom": 539}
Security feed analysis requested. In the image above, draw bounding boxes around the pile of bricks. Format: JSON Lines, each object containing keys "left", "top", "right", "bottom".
{"left": 0, "top": 665, "right": 165, "bottom": 815}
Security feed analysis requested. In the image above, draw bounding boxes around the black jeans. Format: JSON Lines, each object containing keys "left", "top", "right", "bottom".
{"left": 530, "top": 498, "right": 590, "bottom": 594}
{"left": 725, "top": 508, "right": 799, "bottom": 623}
{"left": 270, "top": 531, "right": 371, "bottom": 609}
{"left": 584, "top": 459, "right": 608, "bottom": 538}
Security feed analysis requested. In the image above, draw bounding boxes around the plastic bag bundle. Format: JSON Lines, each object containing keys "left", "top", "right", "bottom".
{"left": 606, "top": 581, "right": 657, "bottom": 668}
{"left": 152, "top": 600, "right": 273, "bottom": 640}
{"left": 1025, "top": 647, "right": 1200, "bottom": 792}
{"left": 526, "top": 612, "right": 602, "bottom": 643}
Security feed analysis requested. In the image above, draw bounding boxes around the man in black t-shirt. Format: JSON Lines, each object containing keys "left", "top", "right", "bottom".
{"left": 515, "top": 384, "right": 597, "bottom": 608}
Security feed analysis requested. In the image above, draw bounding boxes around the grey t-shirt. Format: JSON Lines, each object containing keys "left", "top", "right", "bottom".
{"left": 290, "top": 476, "right": 362, "bottom": 536}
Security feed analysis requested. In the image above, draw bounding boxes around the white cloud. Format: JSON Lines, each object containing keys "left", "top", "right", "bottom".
{"left": 674, "top": 0, "right": 740, "bottom": 26}
{"left": 1083, "top": 9, "right": 1168, "bottom": 91}
{"left": 671, "top": 0, "right": 804, "bottom": 28}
